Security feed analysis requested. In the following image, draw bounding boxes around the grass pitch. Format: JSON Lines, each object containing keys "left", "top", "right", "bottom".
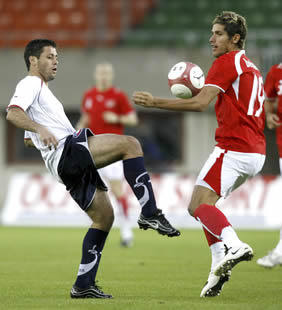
{"left": 0, "top": 227, "right": 281, "bottom": 310}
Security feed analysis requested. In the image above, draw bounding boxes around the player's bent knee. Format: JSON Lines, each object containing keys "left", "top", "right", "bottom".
{"left": 187, "top": 204, "right": 196, "bottom": 217}
{"left": 125, "top": 135, "right": 143, "bottom": 156}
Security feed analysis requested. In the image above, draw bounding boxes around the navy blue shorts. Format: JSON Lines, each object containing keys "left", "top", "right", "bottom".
{"left": 57, "top": 128, "right": 107, "bottom": 211}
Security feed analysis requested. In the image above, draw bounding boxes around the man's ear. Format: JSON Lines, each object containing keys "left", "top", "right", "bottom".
{"left": 29, "top": 55, "right": 38, "bottom": 67}
{"left": 232, "top": 34, "right": 241, "bottom": 45}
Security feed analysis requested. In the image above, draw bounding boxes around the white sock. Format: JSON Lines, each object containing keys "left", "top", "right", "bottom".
{"left": 210, "top": 242, "right": 226, "bottom": 271}
{"left": 220, "top": 226, "right": 242, "bottom": 250}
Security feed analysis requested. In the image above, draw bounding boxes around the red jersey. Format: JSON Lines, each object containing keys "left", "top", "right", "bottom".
{"left": 264, "top": 63, "right": 282, "bottom": 156}
{"left": 81, "top": 86, "right": 134, "bottom": 135}
{"left": 205, "top": 50, "right": 265, "bottom": 154}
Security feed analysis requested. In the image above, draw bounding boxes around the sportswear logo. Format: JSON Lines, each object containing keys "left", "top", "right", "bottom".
{"left": 231, "top": 248, "right": 240, "bottom": 255}
{"left": 88, "top": 245, "right": 101, "bottom": 255}
{"left": 134, "top": 172, "right": 149, "bottom": 207}
{"left": 73, "top": 129, "right": 82, "bottom": 138}
{"left": 193, "top": 73, "right": 204, "bottom": 80}
{"left": 77, "top": 245, "right": 100, "bottom": 276}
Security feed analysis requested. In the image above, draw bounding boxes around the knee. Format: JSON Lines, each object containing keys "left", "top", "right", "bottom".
{"left": 187, "top": 201, "right": 198, "bottom": 217}
{"left": 125, "top": 135, "right": 143, "bottom": 157}
{"left": 187, "top": 204, "right": 195, "bottom": 217}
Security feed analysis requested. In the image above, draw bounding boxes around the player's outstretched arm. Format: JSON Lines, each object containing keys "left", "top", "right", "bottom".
{"left": 133, "top": 86, "right": 219, "bottom": 112}
{"left": 7, "top": 107, "right": 58, "bottom": 149}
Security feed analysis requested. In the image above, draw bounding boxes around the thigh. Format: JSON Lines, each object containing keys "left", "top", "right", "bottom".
{"left": 88, "top": 134, "right": 127, "bottom": 168}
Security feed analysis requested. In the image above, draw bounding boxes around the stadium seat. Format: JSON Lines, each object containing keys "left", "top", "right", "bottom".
{"left": 122, "top": 0, "right": 282, "bottom": 47}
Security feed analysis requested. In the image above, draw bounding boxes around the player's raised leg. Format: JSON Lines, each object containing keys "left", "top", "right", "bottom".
{"left": 88, "top": 133, "right": 180, "bottom": 237}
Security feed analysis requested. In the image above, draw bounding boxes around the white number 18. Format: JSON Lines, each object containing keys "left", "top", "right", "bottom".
{"left": 247, "top": 74, "right": 264, "bottom": 117}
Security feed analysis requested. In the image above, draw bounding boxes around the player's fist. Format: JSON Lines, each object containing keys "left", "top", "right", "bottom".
{"left": 266, "top": 113, "right": 281, "bottom": 129}
{"left": 103, "top": 111, "right": 119, "bottom": 123}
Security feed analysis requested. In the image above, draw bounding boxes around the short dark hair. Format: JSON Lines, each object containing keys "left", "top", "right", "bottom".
{"left": 213, "top": 11, "right": 247, "bottom": 49}
{"left": 24, "top": 39, "right": 56, "bottom": 71}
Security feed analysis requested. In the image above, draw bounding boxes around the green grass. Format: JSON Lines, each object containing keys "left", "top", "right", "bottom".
{"left": 0, "top": 227, "right": 281, "bottom": 310}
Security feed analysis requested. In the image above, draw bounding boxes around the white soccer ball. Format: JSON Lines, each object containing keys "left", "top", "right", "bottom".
{"left": 168, "top": 61, "right": 205, "bottom": 99}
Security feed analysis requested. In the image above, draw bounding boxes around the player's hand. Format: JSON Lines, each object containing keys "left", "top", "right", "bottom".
{"left": 37, "top": 126, "right": 58, "bottom": 150}
{"left": 266, "top": 113, "right": 282, "bottom": 129}
{"left": 103, "top": 111, "right": 119, "bottom": 123}
{"left": 133, "top": 91, "right": 155, "bottom": 108}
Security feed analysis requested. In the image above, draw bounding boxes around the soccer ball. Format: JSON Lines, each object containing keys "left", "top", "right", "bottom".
{"left": 168, "top": 61, "right": 205, "bottom": 99}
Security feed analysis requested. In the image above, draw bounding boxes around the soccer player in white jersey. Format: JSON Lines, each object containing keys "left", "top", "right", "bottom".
{"left": 6, "top": 39, "right": 180, "bottom": 299}
{"left": 133, "top": 11, "right": 266, "bottom": 297}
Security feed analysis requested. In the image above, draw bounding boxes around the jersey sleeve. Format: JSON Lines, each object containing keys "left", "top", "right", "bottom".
{"left": 8, "top": 77, "right": 42, "bottom": 111}
{"left": 205, "top": 53, "right": 238, "bottom": 92}
{"left": 117, "top": 90, "right": 134, "bottom": 114}
{"left": 264, "top": 66, "right": 277, "bottom": 99}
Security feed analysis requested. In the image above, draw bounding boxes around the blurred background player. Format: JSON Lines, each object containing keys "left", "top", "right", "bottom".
{"left": 257, "top": 63, "right": 282, "bottom": 268}
{"left": 133, "top": 11, "right": 265, "bottom": 297}
{"left": 77, "top": 62, "right": 138, "bottom": 247}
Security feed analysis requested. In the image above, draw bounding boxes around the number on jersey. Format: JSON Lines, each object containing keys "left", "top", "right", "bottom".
{"left": 247, "top": 74, "right": 264, "bottom": 117}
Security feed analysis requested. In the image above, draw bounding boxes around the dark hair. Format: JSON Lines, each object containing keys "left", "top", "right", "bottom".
{"left": 213, "top": 11, "right": 247, "bottom": 49}
{"left": 24, "top": 39, "right": 56, "bottom": 70}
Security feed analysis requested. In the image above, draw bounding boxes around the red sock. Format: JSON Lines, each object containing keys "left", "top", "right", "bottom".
{"left": 118, "top": 196, "right": 129, "bottom": 217}
{"left": 203, "top": 227, "right": 221, "bottom": 246}
{"left": 194, "top": 204, "right": 231, "bottom": 239}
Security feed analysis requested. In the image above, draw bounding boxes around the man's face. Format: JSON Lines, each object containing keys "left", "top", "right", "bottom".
{"left": 94, "top": 64, "right": 114, "bottom": 89}
{"left": 209, "top": 24, "right": 238, "bottom": 58}
{"left": 34, "top": 46, "right": 58, "bottom": 82}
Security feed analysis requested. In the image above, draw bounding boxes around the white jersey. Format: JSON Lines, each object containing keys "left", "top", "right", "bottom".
{"left": 8, "top": 75, "right": 75, "bottom": 181}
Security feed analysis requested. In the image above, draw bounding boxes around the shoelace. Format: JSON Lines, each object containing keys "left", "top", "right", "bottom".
{"left": 157, "top": 212, "right": 172, "bottom": 227}
{"left": 224, "top": 244, "right": 230, "bottom": 256}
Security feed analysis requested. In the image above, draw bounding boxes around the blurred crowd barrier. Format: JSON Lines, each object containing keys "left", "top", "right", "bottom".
{"left": 1, "top": 172, "right": 282, "bottom": 229}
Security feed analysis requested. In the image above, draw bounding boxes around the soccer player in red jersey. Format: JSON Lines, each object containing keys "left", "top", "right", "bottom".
{"left": 257, "top": 63, "right": 282, "bottom": 268}
{"left": 77, "top": 63, "right": 138, "bottom": 247}
{"left": 133, "top": 11, "right": 266, "bottom": 297}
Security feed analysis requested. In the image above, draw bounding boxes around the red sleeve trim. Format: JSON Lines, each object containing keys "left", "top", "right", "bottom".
{"left": 6, "top": 105, "right": 25, "bottom": 112}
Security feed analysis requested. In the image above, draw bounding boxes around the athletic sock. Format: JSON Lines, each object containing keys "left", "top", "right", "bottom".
{"left": 123, "top": 157, "right": 157, "bottom": 217}
{"left": 118, "top": 197, "right": 133, "bottom": 243}
{"left": 74, "top": 228, "right": 108, "bottom": 288}
{"left": 210, "top": 241, "right": 226, "bottom": 271}
{"left": 220, "top": 226, "right": 242, "bottom": 250}
{"left": 118, "top": 196, "right": 129, "bottom": 217}
{"left": 203, "top": 227, "right": 221, "bottom": 246}
{"left": 194, "top": 204, "right": 231, "bottom": 239}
